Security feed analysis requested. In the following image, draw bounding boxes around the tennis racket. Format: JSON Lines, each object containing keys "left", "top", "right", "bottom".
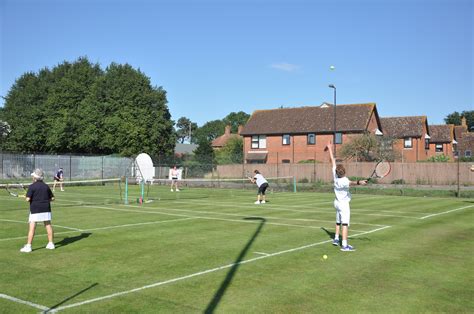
{"left": 368, "top": 160, "right": 391, "bottom": 180}
{"left": 6, "top": 183, "right": 26, "bottom": 197}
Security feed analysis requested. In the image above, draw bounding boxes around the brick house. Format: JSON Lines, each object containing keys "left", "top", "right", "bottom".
{"left": 427, "top": 124, "right": 455, "bottom": 160}
{"left": 380, "top": 116, "right": 431, "bottom": 162}
{"left": 454, "top": 117, "right": 474, "bottom": 159}
{"left": 239, "top": 103, "right": 382, "bottom": 164}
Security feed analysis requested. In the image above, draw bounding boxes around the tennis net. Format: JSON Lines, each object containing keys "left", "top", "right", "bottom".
{"left": 142, "top": 176, "right": 296, "bottom": 201}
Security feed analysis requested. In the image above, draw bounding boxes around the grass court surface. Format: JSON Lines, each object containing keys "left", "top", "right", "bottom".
{"left": 1, "top": 184, "right": 473, "bottom": 313}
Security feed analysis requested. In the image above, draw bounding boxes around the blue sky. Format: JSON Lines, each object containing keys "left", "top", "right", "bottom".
{"left": 1, "top": 0, "right": 472, "bottom": 126}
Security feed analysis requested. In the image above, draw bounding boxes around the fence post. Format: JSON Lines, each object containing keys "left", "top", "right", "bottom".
{"left": 69, "top": 154, "right": 72, "bottom": 181}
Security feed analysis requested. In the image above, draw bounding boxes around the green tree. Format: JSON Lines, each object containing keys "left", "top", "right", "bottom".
{"left": 175, "top": 117, "right": 198, "bottom": 143}
{"left": 194, "top": 120, "right": 226, "bottom": 143}
{"left": 1, "top": 57, "right": 175, "bottom": 156}
{"left": 445, "top": 110, "right": 474, "bottom": 130}
{"left": 215, "top": 137, "right": 243, "bottom": 164}
{"left": 223, "top": 111, "right": 250, "bottom": 133}
{"left": 340, "top": 133, "right": 398, "bottom": 162}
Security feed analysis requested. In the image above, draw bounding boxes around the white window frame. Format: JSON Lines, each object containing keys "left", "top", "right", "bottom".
{"left": 282, "top": 134, "right": 291, "bottom": 145}
{"left": 251, "top": 135, "right": 266, "bottom": 149}
{"left": 465, "top": 150, "right": 472, "bottom": 158}
{"left": 404, "top": 137, "right": 413, "bottom": 148}
{"left": 435, "top": 144, "right": 443, "bottom": 152}
{"left": 307, "top": 133, "right": 316, "bottom": 145}
{"left": 335, "top": 132, "right": 342, "bottom": 144}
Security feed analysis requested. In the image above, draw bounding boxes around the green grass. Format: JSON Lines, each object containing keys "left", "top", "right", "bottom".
{"left": 1, "top": 184, "right": 473, "bottom": 313}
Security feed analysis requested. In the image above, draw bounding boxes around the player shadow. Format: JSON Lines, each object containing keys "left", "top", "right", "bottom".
{"left": 43, "top": 282, "right": 98, "bottom": 313}
{"left": 55, "top": 232, "right": 92, "bottom": 248}
{"left": 204, "top": 217, "right": 266, "bottom": 314}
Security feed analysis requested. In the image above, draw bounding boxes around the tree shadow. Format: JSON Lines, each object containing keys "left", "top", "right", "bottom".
{"left": 321, "top": 227, "right": 335, "bottom": 239}
{"left": 204, "top": 217, "right": 266, "bottom": 314}
{"left": 44, "top": 283, "right": 98, "bottom": 313}
{"left": 55, "top": 232, "right": 92, "bottom": 248}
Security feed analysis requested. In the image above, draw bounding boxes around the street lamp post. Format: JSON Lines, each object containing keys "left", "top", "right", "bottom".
{"left": 328, "top": 84, "right": 337, "bottom": 156}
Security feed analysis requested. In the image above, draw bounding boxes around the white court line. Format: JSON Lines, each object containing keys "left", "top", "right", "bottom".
{"left": 123, "top": 203, "right": 387, "bottom": 229}
{"left": 173, "top": 199, "right": 423, "bottom": 220}
{"left": 419, "top": 205, "right": 474, "bottom": 220}
{"left": 0, "top": 293, "right": 49, "bottom": 311}
{"left": 47, "top": 225, "right": 391, "bottom": 312}
{"left": 0, "top": 219, "right": 83, "bottom": 231}
{"left": 0, "top": 218, "right": 195, "bottom": 242}
{"left": 168, "top": 201, "right": 388, "bottom": 226}
{"left": 87, "top": 205, "right": 330, "bottom": 230}
{"left": 253, "top": 251, "right": 270, "bottom": 256}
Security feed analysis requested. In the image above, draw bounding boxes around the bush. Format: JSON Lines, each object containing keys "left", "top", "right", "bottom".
{"left": 298, "top": 159, "right": 317, "bottom": 164}
{"left": 298, "top": 178, "right": 309, "bottom": 183}
{"left": 420, "top": 155, "right": 450, "bottom": 162}
{"left": 391, "top": 179, "right": 406, "bottom": 185}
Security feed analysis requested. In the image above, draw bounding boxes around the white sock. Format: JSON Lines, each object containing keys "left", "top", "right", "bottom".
{"left": 334, "top": 235, "right": 339, "bottom": 240}
{"left": 25, "top": 244, "right": 31, "bottom": 248}
{"left": 342, "top": 240, "right": 348, "bottom": 247}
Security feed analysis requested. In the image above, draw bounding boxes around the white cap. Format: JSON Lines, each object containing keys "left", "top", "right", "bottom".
{"left": 31, "top": 168, "right": 44, "bottom": 180}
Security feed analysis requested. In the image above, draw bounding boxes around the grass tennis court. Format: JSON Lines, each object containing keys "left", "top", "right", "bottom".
{"left": 1, "top": 184, "right": 473, "bottom": 313}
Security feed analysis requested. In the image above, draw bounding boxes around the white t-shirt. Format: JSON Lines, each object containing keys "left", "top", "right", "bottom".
{"left": 332, "top": 166, "right": 351, "bottom": 202}
{"left": 253, "top": 174, "right": 268, "bottom": 188}
{"left": 171, "top": 169, "right": 178, "bottom": 179}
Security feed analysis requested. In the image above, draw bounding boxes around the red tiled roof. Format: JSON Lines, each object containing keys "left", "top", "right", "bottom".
{"left": 212, "top": 133, "right": 241, "bottom": 147}
{"left": 380, "top": 116, "right": 428, "bottom": 138}
{"left": 428, "top": 125, "right": 454, "bottom": 143}
{"left": 240, "top": 103, "right": 378, "bottom": 135}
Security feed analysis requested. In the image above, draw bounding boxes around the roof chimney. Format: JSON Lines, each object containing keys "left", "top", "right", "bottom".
{"left": 225, "top": 125, "right": 231, "bottom": 135}
{"left": 237, "top": 125, "right": 243, "bottom": 135}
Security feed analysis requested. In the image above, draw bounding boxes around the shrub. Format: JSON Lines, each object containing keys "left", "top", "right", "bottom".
{"left": 391, "top": 179, "right": 406, "bottom": 185}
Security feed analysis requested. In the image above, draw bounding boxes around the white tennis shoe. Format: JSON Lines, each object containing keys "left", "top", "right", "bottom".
{"left": 20, "top": 245, "right": 32, "bottom": 253}
{"left": 46, "top": 242, "right": 55, "bottom": 250}
{"left": 260, "top": 200, "right": 266, "bottom": 204}
{"left": 254, "top": 201, "right": 260, "bottom": 204}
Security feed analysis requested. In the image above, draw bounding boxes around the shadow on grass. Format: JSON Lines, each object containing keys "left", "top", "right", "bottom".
{"left": 321, "top": 227, "right": 335, "bottom": 239}
{"left": 44, "top": 283, "right": 98, "bottom": 313}
{"left": 204, "top": 217, "right": 266, "bottom": 314}
{"left": 55, "top": 232, "right": 92, "bottom": 248}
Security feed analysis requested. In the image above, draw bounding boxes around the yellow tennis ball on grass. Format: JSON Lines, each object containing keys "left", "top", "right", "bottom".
{"left": 323, "top": 254, "right": 328, "bottom": 260}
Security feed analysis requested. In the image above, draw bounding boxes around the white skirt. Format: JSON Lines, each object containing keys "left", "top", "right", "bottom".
{"left": 29, "top": 212, "right": 52, "bottom": 222}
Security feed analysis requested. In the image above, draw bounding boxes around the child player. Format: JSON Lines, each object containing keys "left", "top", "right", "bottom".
{"left": 326, "top": 142, "right": 367, "bottom": 252}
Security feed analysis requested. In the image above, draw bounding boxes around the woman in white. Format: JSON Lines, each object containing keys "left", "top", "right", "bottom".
{"left": 170, "top": 166, "right": 180, "bottom": 192}
{"left": 250, "top": 170, "right": 269, "bottom": 204}
{"left": 20, "top": 169, "right": 55, "bottom": 253}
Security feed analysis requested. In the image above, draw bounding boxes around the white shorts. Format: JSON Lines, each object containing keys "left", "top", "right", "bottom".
{"left": 334, "top": 199, "right": 350, "bottom": 225}
{"left": 29, "top": 212, "right": 52, "bottom": 223}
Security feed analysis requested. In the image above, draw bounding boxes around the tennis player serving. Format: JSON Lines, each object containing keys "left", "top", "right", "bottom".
{"left": 326, "top": 142, "right": 367, "bottom": 252}
{"left": 249, "top": 170, "right": 269, "bottom": 204}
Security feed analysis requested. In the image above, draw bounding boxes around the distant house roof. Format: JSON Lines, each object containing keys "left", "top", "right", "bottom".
{"left": 240, "top": 103, "right": 379, "bottom": 135}
{"left": 428, "top": 125, "right": 454, "bottom": 143}
{"left": 458, "top": 133, "right": 474, "bottom": 153}
{"left": 175, "top": 143, "right": 198, "bottom": 154}
{"left": 380, "top": 116, "right": 428, "bottom": 138}
{"left": 454, "top": 125, "right": 468, "bottom": 140}
{"left": 211, "top": 125, "right": 242, "bottom": 148}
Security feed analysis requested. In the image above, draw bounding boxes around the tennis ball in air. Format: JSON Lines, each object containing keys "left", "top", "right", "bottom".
{"left": 323, "top": 255, "right": 328, "bottom": 260}
{"left": 330, "top": 65, "right": 335, "bottom": 70}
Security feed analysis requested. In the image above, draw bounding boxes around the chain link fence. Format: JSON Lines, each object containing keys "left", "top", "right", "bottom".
{"left": 0, "top": 152, "right": 132, "bottom": 182}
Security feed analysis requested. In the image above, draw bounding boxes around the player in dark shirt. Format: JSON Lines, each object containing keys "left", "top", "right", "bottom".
{"left": 20, "top": 169, "right": 55, "bottom": 253}
{"left": 53, "top": 167, "right": 64, "bottom": 192}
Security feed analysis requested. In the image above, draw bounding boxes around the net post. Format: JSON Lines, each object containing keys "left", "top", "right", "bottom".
{"left": 140, "top": 179, "right": 145, "bottom": 202}
{"left": 124, "top": 177, "right": 129, "bottom": 205}
{"left": 293, "top": 176, "right": 296, "bottom": 193}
